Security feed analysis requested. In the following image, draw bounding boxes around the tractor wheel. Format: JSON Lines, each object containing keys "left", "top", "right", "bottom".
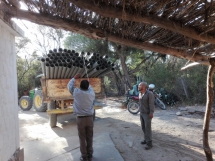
{"left": 33, "top": 90, "right": 47, "bottom": 112}
{"left": 19, "top": 96, "right": 33, "bottom": 111}
{"left": 48, "top": 100, "right": 57, "bottom": 128}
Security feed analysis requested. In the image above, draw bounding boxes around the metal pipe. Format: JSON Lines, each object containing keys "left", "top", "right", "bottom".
{"left": 70, "top": 62, "right": 79, "bottom": 78}
{"left": 85, "top": 52, "right": 91, "bottom": 60}
{"left": 80, "top": 66, "right": 87, "bottom": 78}
{"left": 53, "top": 63, "right": 59, "bottom": 79}
{"left": 93, "top": 66, "right": 106, "bottom": 77}
{"left": 89, "top": 66, "right": 101, "bottom": 78}
{"left": 41, "top": 58, "right": 46, "bottom": 76}
{"left": 88, "top": 68, "right": 98, "bottom": 77}
{"left": 56, "top": 52, "right": 60, "bottom": 57}
{"left": 87, "top": 62, "right": 99, "bottom": 73}
{"left": 66, "top": 58, "right": 71, "bottom": 64}
{"left": 47, "top": 53, "right": 51, "bottom": 57}
{"left": 58, "top": 48, "right": 63, "bottom": 53}
{"left": 50, "top": 64, "right": 55, "bottom": 79}
{"left": 69, "top": 52, "right": 74, "bottom": 57}
{"left": 61, "top": 59, "right": 66, "bottom": 63}
{"left": 45, "top": 63, "right": 50, "bottom": 79}
{"left": 45, "top": 58, "right": 50, "bottom": 62}
{"left": 103, "top": 55, "right": 109, "bottom": 59}
{"left": 99, "top": 68, "right": 115, "bottom": 77}
{"left": 68, "top": 64, "right": 75, "bottom": 78}
{"left": 57, "top": 63, "right": 63, "bottom": 79}
{"left": 81, "top": 51, "right": 85, "bottom": 57}
{"left": 49, "top": 50, "right": 53, "bottom": 54}
{"left": 64, "top": 65, "right": 71, "bottom": 78}
{"left": 75, "top": 52, "right": 79, "bottom": 57}
{"left": 60, "top": 64, "right": 67, "bottom": 78}
{"left": 52, "top": 53, "right": 56, "bottom": 57}
{"left": 72, "top": 64, "right": 80, "bottom": 76}
{"left": 76, "top": 65, "right": 83, "bottom": 76}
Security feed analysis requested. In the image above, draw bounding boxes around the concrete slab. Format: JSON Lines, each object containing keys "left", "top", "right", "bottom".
{"left": 21, "top": 133, "right": 124, "bottom": 161}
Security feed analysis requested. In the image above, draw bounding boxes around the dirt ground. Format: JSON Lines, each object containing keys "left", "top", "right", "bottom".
{"left": 19, "top": 97, "right": 215, "bottom": 161}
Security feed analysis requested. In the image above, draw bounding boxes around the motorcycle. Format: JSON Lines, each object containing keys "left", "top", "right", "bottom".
{"left": 125, "top": 84, "right": 166, "bottom": 114}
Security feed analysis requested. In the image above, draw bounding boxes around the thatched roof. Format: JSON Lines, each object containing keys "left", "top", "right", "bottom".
{"left": 1, "top": 0, "right": 215, "bottom": 65}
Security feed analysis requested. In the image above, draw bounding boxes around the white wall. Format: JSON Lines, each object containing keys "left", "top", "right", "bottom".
{"left": 0, "top": 20, "right": 23, "bottom": 161}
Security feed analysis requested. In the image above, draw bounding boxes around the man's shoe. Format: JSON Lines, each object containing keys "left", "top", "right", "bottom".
{"left": 145, "top": 144, "right": 153, "bottom": 150}
{"left": 80, "top": 157, "right": 88, "bottom": 161}
{"left": 88, "top": 155, "right": 93, "bottom": 161}
{"left": 141, "top": 140, "right": 147, "bottom": 144}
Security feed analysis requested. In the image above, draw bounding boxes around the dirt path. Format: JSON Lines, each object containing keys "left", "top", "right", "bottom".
{"left": 19, "top": 97, "right": 215, "bottom": 161}
{"left": 95, "top": 98, "right": 215, "bottom": 161}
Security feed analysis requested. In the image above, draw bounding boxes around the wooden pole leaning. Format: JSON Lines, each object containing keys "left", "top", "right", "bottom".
{"left": 203, "top": 58, "right": 215, "bottom": 161}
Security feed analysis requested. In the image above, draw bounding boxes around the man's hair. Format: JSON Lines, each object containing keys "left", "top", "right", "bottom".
{"left": 140, "top": 82, "right": 147, "bottom": 87}
{"left": 80, "top": 80, "right": 89, "bottom": 90}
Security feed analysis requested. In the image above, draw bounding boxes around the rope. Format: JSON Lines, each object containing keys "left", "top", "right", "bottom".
{"left": 82, "top": 56, "right": 89, "bottom": 82}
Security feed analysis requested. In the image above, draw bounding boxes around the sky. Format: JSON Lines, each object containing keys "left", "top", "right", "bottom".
{"left": 12, "top": 2, "right": 68, "bottom": 59}
{"left": 13, "top": 18, "right": 68, "bottom": 58}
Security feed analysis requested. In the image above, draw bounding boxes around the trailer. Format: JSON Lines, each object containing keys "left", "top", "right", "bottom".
{"left": 41, "top": 76, "right": 103, "bottom": 127}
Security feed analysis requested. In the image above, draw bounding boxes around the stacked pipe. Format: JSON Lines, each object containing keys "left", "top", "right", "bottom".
{"left": 40, "top": 48, "right": 115, "bottom": 79}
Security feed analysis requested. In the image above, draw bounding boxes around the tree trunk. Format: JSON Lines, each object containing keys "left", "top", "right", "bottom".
{"left": 110, "top": 71, "right": 122, "bottom": 96}
{"left": 203, "top": 58, "right": 215, "bottom": 161}
{"left": 115, "top": 45, "right": 131, "bottom": 88}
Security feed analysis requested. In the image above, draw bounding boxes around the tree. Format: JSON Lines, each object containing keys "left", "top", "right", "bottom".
{"left": 16, "top": 24, "right": 67, "bottom": 97}
{"left": 64, "top": 32, "right": 160, "bottom": 95}
{"left": 33, "top": 25, "right": 66, "bottom": 56}
{"left": 17, "top": 52, "right": 41, "bottom": 97}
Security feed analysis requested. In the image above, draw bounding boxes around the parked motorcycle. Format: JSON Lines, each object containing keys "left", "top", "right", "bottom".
{"left": 125, "top": 94, "right": 140, "bottom": 114}
{"left": 125, "top": 84, "right": 166, "bottom": 114}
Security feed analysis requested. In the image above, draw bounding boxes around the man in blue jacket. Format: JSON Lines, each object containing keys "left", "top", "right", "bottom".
{"left": 67, "top": 73, "right": 95, "bottom": 161}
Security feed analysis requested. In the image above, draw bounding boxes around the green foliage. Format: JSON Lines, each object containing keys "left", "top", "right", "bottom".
{"left": 17, "top": 54, "right": 42, "bottom": 98}
{"left": 64, "top": 33, "right": 109, "bottom": 55}
{"left": 143, "top": 56, "right": 209, "bottom": 105}
{"left": 63, "top": 32, "right": 210, "bottom": 105}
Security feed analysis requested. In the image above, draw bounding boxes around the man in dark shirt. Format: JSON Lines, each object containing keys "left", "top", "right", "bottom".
{"left": 67, "top": 73, "right": 95, "bottom": 161}
{"left": 138, "top": 82, "right": 155, "bottom": 150}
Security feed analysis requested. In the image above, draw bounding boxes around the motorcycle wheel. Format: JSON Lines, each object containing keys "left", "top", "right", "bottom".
{"left": 127, "top": 101, "right": 140, "bottom": 114}
{"left": 155, "top": 98, "right": 166, "bottom": 110}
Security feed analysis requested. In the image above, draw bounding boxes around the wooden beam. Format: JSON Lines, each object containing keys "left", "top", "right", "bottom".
{"left": 203, "top": 58, "right": 215, "bottom": 161}
{"left": 7, "top": 0, "right": 20, "bottom": 8}
{"left": 70, "top": 0, "right": 215, "bottom": 45}
{"left": 1, "top": 3, "right": 210, "bottom": 65}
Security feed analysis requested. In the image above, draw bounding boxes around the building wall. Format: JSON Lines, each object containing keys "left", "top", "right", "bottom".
{"left": 0, "top": 20, "right": 23, "bottom": 161}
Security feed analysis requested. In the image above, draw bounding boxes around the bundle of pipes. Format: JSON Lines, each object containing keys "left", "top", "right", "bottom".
{"left": 40, "top": 48, "right": 115, "bottom": 79}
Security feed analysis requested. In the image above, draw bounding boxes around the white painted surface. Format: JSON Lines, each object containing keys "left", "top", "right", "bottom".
{"left": 0, "top": 20, "right": 23, "bottom": 161}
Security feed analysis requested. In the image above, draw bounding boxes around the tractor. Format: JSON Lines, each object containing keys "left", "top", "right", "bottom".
{"left": 18, "top": 74, "right": 47, "bottom": 112}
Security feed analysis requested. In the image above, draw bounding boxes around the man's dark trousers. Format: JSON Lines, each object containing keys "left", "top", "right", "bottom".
{"left": 77, "top": 116, "right": 94, "bottom": 159}
{"left": 140, "top": 113, "right": 152, "bottom": 144}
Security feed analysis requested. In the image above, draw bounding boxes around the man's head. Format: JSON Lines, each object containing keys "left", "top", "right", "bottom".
{"left": 138, "top": 82, "right": 147, "bottom": 93}
{"left": 80, "top": 80, "right": 89, "bottom": 90}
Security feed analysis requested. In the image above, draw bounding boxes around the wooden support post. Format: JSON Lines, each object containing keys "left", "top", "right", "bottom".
{"left": 61, "top": 100, "right": 64, "bottom": 109}
{"left": 203, "top": 58, "right": 215, "bottom": 161}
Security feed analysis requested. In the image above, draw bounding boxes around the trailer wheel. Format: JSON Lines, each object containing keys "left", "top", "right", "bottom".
{"left": 19, "top": 96, "right": 32, "bottom": 111}
{"left": 33, "top": 90, "right": 47, "bottom": 112}
{"left": 48, "top": 100, "right": 57, "bottom": 128}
